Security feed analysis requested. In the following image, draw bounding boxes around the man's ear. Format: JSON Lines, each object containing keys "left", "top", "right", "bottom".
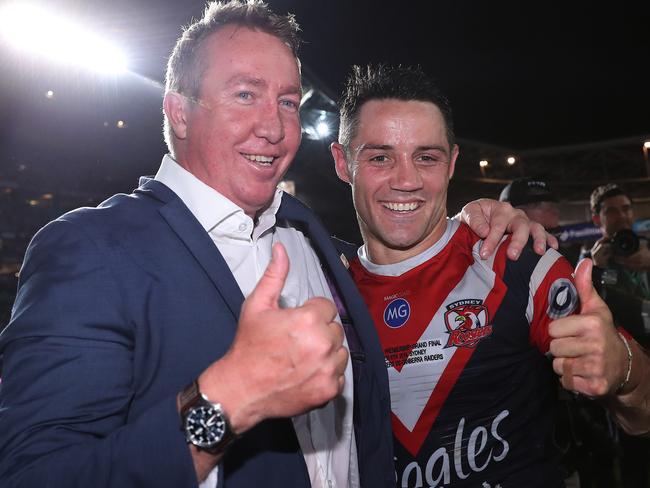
{"left": 448, "top": 144, "right": 459, "bottom": 180}
{"left": 330, "top": 142, "right": 352, "bottom": 184}
{"left": 163, "top": 91, "right": 189, "bottom": 141}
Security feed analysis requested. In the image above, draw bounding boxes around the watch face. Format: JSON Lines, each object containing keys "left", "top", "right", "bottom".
{"left": 185, "top": 405, "right": 226, "bottom": 449}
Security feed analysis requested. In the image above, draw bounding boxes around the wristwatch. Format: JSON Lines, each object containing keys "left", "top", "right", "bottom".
{"left": 179, "top": 380, "right": 236, "bottom": 454}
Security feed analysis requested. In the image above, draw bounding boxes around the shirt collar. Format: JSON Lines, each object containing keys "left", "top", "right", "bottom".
{"left": 154, "top": 154, "right": 283, "bottom": 240}
{"left": 358, "top": 218, "right": 459, "bottom": 276}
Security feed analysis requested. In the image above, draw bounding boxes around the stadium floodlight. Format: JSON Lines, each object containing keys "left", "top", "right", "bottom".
{"left": 315, "top": 121, "right": 330, "bottom": 138}
{"left": 0, "top": 3, "right": 127, "bottom": 74}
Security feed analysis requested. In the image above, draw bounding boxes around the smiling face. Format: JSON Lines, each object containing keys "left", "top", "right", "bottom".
{"left": 332, "top": 99, "right": 458, "bottom": 264}
{"left": 164, "top": 25, "right": 302, "bottom": 218}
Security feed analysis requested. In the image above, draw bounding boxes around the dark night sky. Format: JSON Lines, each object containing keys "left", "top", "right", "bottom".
{"left": 291, "top": 0, "right": 650, "bottom": 148}
{"left": 1, "top": 0, "right": 649, "bottom": 195}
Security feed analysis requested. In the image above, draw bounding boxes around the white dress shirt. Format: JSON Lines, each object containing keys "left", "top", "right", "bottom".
{"left": 155, "top": 155, "right": 359, "bottom": 488}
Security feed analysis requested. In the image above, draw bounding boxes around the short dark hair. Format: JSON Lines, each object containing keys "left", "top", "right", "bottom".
{"left": 338, "top": 64, "right": 455, "bottom": 150}
{"left": 164, "top": 0, "right": 301, "bottom": 151}
{"left": 590, "top": 183, "right": 631, "bottom": 214}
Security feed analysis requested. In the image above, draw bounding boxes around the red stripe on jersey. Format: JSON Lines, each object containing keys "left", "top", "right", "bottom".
{"left": 392, "top": 256, "right": 508, "bottom": 456}
{"left": 350, "top": 229, "right": 480, "bottom": 374}
{"left": 391, "top": 345, "right": 471, "bottom": 455}
{"left": 529, "top": 254, "right": 577, "bottom": 353}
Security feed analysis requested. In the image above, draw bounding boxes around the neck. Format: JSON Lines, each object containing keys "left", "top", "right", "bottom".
{"left": 364, "top": 217, "right": 449, "bottom": 265}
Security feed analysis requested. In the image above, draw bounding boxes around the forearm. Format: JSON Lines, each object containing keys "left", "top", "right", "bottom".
{"left": 606, "top": 338, "right": 650, "bottom": 436}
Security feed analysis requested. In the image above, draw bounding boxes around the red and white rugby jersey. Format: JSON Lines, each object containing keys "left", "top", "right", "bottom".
{"left": 349, "top": 219, "right": 578, "bottom": 488}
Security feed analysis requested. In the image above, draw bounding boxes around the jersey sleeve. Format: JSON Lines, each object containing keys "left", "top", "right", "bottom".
{"left": 527, "top": 249, "right": 579, "bottom": 353}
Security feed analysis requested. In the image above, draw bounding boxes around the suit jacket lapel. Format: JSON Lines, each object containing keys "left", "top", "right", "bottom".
{"left": 135, "top": 179, "right": 384, "bottom": 372}
{"left": 277, "top": 196, "right": 388, "bottom": 390}
{"left": 136, "top": 178, "right": 244, "bottom": 322}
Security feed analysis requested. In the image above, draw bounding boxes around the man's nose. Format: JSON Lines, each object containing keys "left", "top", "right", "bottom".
{"left": 254, "top": 101, "right": 284, "bottom": 144}
{"left": 613, "top": 208, "right": 630, "bottom": 220}
{"left": 390, "top": 157, "right": 423, "bottom": 191}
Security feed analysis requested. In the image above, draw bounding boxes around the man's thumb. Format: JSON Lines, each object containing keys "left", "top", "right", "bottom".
{"left": 575, "top": 258, "right": 600, "bottom": 312}
{"left": 247, "top": 242, "right": 289, "bottom": 311}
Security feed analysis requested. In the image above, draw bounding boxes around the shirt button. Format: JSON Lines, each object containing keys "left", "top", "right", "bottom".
{"left": 238, "top": 223, "right": 247, "bottom": 232}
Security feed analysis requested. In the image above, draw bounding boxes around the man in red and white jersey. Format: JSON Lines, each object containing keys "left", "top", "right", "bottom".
{"left": 330, "top": 65, "right": 580, "bottom": 487}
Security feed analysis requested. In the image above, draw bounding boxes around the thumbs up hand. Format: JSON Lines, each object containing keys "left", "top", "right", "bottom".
{"left": 549, "top": 259, "right": 629, "bottom": 397}
{"left": 198, "top": 243, "right": 349, "bottom": 434}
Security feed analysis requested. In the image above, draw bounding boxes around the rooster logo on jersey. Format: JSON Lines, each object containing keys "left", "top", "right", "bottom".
{"left": 444, "top": 299, "right": 493, "bottom": 348}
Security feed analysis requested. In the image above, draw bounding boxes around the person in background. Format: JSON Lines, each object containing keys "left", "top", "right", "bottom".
{"left": 499, "top": 177, "right": 560, "bottom": 231}
{"left": 549, "top": 255, "right": 650, "bottom": 488}
{"left": 331, "top": 64, "right": 579, "bottom": 487}
{"left": 564, "top": 183, "right": 650, "bottom": 488}
{"left": 585, "top": 183, "right": 650, "bottom": 306}
{"left": 501, "top": 176, "right": 600, "bottom": 488}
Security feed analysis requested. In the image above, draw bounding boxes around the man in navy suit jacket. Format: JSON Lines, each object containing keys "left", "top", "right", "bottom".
{"left": 0, "top": 2, "right": 550, "bottom": 487}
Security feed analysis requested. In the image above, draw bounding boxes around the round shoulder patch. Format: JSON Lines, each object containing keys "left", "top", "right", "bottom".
{"left": 547, "top": 278, "right": 578, "bottom": 319}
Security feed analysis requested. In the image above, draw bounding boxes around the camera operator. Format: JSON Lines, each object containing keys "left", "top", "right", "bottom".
{"left": 499, "top": 178, "right": 628, "bottom": 488}
{"left": 584, "top": 184, "right": 650, "bottom": 319}
{"left": 579, "top": 183, "right": 650, "bottom": 487}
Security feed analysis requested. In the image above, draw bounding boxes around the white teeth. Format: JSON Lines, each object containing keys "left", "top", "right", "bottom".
{"left": 384, "top": 202, "right": 419, "bottom": 212}
{"left": 242, "top": 154, "right": 275, "bottom": 164}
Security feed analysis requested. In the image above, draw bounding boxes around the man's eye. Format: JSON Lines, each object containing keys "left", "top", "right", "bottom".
{"left": 237, "top": 92, "right": 253, "bottom": 101}
{"left": 419, "top": 154, "right": 443, "bottom": 163}
{"left": 280, "top": 99, "right": 298, "bottom": 110}
{"left": 369, "top": 155, "right": 388, "bottom": 162}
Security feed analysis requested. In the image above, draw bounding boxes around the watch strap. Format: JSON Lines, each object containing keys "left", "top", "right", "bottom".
{"left": 179, "top": 380, "right": 203, "bottom": 418}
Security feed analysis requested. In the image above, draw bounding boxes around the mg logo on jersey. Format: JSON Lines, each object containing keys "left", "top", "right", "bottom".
{"left": 384, "top": 298, "right": 411, "bottom": 328}
{"left": 443, "top": 299, "right": 493, "bottom": 348}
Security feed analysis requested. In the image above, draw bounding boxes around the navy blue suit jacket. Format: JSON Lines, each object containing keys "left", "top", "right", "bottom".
{"left": 0, "top": 178, "right": 394, "bottom": 487}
